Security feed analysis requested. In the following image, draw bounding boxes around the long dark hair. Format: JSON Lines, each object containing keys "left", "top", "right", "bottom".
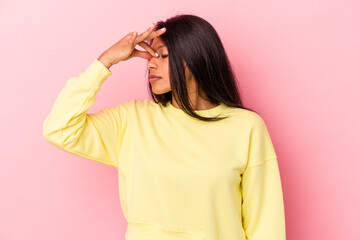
{"left": 146, "top": 14, "right": 257, "bottom": 121}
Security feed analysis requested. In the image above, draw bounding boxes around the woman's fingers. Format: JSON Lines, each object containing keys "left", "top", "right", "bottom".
{"left": 132, "top": 23, "right": 167, "bottom": 59}
{"left": 135, "top": 23, "right": 156, "bottom": 44}
{"left": 154, "top": 27, "right": 167, "bottom": 37}
{"left": 145, "top": 27, "right": 167, "bottom": 42}
{"left": 132, "top": 48, "right": 152, "bottom": 60}
{"left": 135, "top": 24, "right": 167, "bottom": 44}
{"left": 138, "top": 41, "right": 158, "bottom": 57}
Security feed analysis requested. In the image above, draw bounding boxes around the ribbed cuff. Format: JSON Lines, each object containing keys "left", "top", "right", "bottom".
{"left": 78, "top": 59, "right": 113, "bottom": 88}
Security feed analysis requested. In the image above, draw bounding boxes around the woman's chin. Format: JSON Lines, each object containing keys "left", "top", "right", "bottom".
{"left": 152, "top": 87, "right": 171, "bottom": 95}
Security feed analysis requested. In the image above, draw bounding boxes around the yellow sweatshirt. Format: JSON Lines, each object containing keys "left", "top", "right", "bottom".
{"left": 42, "top": 59, "right": 286, "bottom": 240}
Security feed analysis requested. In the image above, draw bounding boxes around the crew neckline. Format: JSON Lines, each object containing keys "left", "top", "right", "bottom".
{"left": 163, "top": 100, "right": 229, "bottom": 119}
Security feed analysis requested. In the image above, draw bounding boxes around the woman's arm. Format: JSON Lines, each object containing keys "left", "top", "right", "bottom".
{"left": 42, "top": 24, "right": 167, "bottom": 168}
{"left": 240, "top": 116, "right": 286, "bottom": 240}
{"left": 42, "top": 59, "right": 125, "bottom": 168}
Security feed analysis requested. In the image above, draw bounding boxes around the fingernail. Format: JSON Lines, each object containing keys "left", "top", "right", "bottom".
{"left": 149, "top": 23, "right": 155, "bottom": 28}
{"left": 155, "top": 52, "right": 159, "bottom": 57}
{"left": 161, "top": 27, "right": 166, "bottom": 31}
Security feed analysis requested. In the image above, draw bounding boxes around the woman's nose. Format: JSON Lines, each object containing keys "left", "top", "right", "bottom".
{"left": 147, "top": 57, "right": 157, "bottom": 70}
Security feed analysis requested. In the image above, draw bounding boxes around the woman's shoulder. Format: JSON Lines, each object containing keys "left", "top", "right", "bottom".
{"left": 225, "top": 105, "right": 258, "bottom": 118}
{"left": 117, "top": 98, "right": 162, "bottom": 113}
{"left": 132, "top": 98, "right": 159, "bottom": 109}
{"left": 116, "top": 98, "right": 156, "bottom": 108}
{"left": 225, "top": 105, "right": 267, "bottom": 128}
{"left": 112, "top": 99, "right": 159, "bottom": 119}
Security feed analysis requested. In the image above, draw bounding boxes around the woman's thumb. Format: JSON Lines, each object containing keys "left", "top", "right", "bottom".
{"left": 132, "top": 31, "right": 137, "bottom": 41}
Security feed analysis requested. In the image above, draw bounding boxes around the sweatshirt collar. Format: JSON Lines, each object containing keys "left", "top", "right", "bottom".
{"left": 163, "top": 100, "right": 229, "bottom": 119}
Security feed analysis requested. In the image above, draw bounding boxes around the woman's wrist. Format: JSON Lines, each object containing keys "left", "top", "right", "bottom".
{"left": 97, "top": 54, "right": 113, "bottom": 70}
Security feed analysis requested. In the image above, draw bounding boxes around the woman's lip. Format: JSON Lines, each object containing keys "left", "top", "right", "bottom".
{"left": 149, "top": 77, "right": 161, "bottom": 82}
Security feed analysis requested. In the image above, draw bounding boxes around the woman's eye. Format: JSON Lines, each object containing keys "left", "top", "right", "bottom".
{"left": 161, "top": 55, "right": 168, "bottom": 58}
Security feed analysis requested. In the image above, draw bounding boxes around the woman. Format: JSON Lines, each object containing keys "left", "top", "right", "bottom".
{"left": 43, "top": 14, "right": 286, "bottom": 240}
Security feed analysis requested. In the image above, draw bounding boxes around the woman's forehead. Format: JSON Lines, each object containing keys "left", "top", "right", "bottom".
{"left": 151, "top": 37, "right": 166, "bottom": 48}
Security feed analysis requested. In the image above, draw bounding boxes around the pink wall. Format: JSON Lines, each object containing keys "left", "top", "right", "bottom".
{"left": 1, "top": 0, "right": 359, "bottom": 239}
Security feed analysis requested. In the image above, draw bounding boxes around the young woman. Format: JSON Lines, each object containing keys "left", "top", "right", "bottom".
{"left": 43, "top": 14, "right": 286, "bottom": 240}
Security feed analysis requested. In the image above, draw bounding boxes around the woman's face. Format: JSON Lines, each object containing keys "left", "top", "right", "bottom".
{"left": 147, "top": 37, "right": 171, "bottom": 94}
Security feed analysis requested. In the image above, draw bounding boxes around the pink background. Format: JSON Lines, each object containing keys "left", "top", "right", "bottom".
{"left": 1, "top": 0, "right": 359, "bottom": 239}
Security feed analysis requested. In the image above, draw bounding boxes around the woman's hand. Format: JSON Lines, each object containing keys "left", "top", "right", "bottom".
{"left": 97, "top": 23, "right": 166, "bottom": 69}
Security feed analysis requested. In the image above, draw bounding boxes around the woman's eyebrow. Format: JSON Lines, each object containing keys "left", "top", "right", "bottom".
{"left": 156, "top": 45, "right": 165, "bottom": 50}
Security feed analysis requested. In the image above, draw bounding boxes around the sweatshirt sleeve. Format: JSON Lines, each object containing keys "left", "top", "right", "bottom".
{"left": 42, "top": 59, "right": 126, "bottom": 169}
{"left": 240, "top": 116, "right": 286, "bottom": 240}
